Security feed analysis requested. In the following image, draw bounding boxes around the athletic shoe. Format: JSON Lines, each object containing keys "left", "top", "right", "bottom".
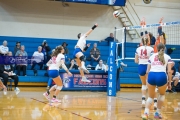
{"left": 81, "top": 76, "right": 91, "bottom": 83}
{"left": 43, "top": 92, "right": 50, "bottom": 100}
{"left": 142, "top": 113, "right": 148, "bottom": 120}
{"left": 3, "top": 88, "right": 7, "bottom": 95}
{"left": 142, "top": 100, "right": 146, "bottom": 108}
{"left": 14, "top": 87, "right": 20, "bottom": 95}
{"left": 51, "top": 98, "right": 61, "bottom": 103}
{"left": 80, "top": 66, "right": 90, "bottom": 74}
{"left": 171, "top": 87, "right": 177, "bottom": 93}
{"left": 154, "top": 102, "right": 157, "bottom": 110}
{"left": 154, "top": 112, "right": 163, "bottom": 119}
{"left": 120, "top": 62, "right": 127, "bottom": 67}
{"left": 46, "top": 86, "right": 50, "bottom": 90}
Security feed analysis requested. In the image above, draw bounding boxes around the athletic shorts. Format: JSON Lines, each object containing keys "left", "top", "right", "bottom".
{"left": 73, "top": 48, "right": 82, "bottom": 58}
{"left": 138, "top": 64, "right": 147, "bottom": 76}
{"left": 48, "top": 70, "right": 59, "bottom": 78}
{"left": 148, "top": 72, "right": 167, "bottom": 87}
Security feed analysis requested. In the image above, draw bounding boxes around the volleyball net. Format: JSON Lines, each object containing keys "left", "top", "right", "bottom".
{"left": 115, "top": 21, "right": 180, "bottom": 61}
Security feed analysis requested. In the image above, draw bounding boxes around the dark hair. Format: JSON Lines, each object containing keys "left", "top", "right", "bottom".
{"left": 77, "top": 33, "right": 81, "bottom": 39}
{"left": 51, "top": 45, "right": 64, "bottom": 57}
{"left": 157, "top": 43, "right": 165, "bottom": 65}
{"left": 149, "top": 32, "right": 153, "bottom": 40}
{"left": 141, "top": 37, "right": 148, "bottom": 45}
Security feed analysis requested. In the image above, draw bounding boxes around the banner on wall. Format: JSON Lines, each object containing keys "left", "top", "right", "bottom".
{"left": 59, "top": 73, "right": 108, "bottom": 88}
{"left": 107, "top": 42, "right": 117, "bottom": 96}
{"left": 63, "top": 0, "right": 126, "bottom": 6}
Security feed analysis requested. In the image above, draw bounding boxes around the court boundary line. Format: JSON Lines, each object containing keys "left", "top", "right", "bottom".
{"left": 31, "top": 98, "right": 92, "bottom": 120}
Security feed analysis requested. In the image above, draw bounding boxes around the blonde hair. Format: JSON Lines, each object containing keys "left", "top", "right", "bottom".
{"left": 142, "top": 37, "right": 148, "bottom": 46}
{"left": 157, "top": 43, "right": 165, "bottom": 65}
{"left": 51, "top": 45, "right": 63, "bottom": 57}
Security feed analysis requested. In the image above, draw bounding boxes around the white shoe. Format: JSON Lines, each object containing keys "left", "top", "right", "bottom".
{"left": 3, "top": 88, "right": 7, "bottom": 95}
{"left": 43, "top": 92, "right": 50, "bottom": 100}
{"left": 51, "top": 98, "right": 61, "bottom": 103}
{"left": 81, "top": 76, "right": 91, "bottom": 83}
{"left": 80, "top": 65, "right": 90, "bottom": 74}
{"left": 142, "top": 100, "right": 146, "bottom": 108}
{"left": 14, "top": 87, "right": 20, "bottom": 95}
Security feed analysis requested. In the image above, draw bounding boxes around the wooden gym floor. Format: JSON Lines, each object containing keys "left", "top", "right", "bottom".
{"left": 0, "top": 87, "right": 180, "bottom": 120}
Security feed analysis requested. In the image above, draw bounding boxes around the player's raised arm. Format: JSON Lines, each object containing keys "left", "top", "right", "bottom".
{"left": 84, "top": 23, "right": 98, "bottom": 36}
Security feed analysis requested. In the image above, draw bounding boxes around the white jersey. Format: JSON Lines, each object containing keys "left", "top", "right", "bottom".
{"left": 0, "top": 45, "right": 9, "bottom": 54}
{"left": 135, "top": 46, "right": 154, "bottom": 64}
{"left": 148, "top": 53, "right": 173, "bottom": 72}
{"left": 48, "top": 53, "right": 65, "bottom": 70}
{"left": 75, "top": 34, "right": 86, "bottom": 51}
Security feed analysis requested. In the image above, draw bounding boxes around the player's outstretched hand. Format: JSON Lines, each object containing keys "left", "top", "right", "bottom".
{"left": 95, "top": 23, "right": 98, "bottom": 27}
{"left": 159, "top": 17, "right": 164, "bottom": 24}
{"left": 67, "top": 71, "right": 73, "bottom": 77}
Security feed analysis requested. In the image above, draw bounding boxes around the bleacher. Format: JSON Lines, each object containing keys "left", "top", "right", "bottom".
{"left": 1, "top": 36, "right": 180, "bottom": 89}
{"left": 0, "top": 36, "right": 110, "bottom": 86}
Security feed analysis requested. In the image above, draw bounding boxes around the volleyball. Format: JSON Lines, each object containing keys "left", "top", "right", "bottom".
{"left": 113, "top": 10, "right": 120, "bottom": 18}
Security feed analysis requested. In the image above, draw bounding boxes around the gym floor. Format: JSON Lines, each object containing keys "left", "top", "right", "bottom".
{"left": 0, "top": 88, "right": 179, "bottom": 120}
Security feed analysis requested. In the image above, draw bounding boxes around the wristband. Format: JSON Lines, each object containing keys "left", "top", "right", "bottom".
{"left": 158, "top": 26, "right": 163, "bottom": 35}
{"left": 84, "top": 46, "right": 89, "bottom": 51}
{"left": 92, "top": 25, "right": 97, "bottom": 30}
{"left": 145, "top": 31, "right": 148, "bottom": 34}
{"left": 140, "top": 32, "right": 143, "bottom": 37}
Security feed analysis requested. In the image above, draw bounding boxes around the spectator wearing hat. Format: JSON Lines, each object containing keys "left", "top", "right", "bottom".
{"left": 0, "top": 40, "right": 9, "bottom": 56}
{"left": 62, "top": 42, "right": 69, "bottom": 55}
{"left": 62, "top": 42, "right": 70, "bottom": 66}
{"left": 41, "top": 40, "right": 51, "bottom": 64}
{"left": 14, "top": 41, "right": 21, "bottom": 55}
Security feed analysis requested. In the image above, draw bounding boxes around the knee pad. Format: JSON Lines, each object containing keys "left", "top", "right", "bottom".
{"left": 146, "top": 97, "right": 153, "bottom": 105}
{"left": 155, "top": 87, "right": 158, "bottom": 93}
{"left": 141, "top": 85, "right": 147, "bottom": 91}
{"left": 56, "top": 86, "right": 63, "bottom": 90}
{"left": 53, "top": 85, "right": 57, "bottom": 89}
{"left": 79, "top": 56, "right": 85, "bottom": 62}
{"left": 158, "top": 95, "right": 165, "bottom": 102}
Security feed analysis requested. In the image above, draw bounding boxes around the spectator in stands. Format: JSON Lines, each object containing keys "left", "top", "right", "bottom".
{"left": 0, "top": 40, "right": 9, "bottom": 56}
{"left": 99, "top": 33, "right": 118, "bottom": 45}
{"left": 15, "top": 45, "right": 28, "bottom": 57}
{"left": 90, "top": 43, "right": 100, "bottom": 66}
{"left": 0, "top": 52, "right": 20, "bottom": 95}
{"left": 15, "top": 45, "right": 28, "bottom": 75}
{"left": 16, "top": 54, "right": 27, "bottom": 76}
{"left": 41, "top": 40, "right": 51, "bottom": 64}
{"left": 95, "top": 60, "right": 107, "bottom": 72}
{"left": 14, "top": 41, "right": 21, "bottom": 55}
{"left": 31, "top": 46, "right": 44, "bottom": 70}
{"left": 62, "top": 42, "right": 69, "bottom": 55}
{"left": 68, "top": 59, "right": 78, "bottom": 70}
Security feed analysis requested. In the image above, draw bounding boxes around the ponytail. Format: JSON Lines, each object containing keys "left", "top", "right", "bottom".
{"left": 51, "top": 45, "right": 63, "bottom": 57}
{"left": 157, "top": 43, "right": 165, "bottom": 65}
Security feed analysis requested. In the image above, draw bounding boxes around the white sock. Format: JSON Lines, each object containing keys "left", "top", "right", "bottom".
{"left": 144, "top": 108, "right": 149, "bottom": 114}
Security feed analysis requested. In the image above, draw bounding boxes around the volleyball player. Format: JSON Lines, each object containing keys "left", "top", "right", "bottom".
{"left": 43, "top": 46, "right": 72, "bottom": 103}
{"left": 142, "top": 43, "right": 172, "bottom": 119}
{"left": 135, "top": 37, "right": 154, "bottom": 107}
{"left": 73, "top": 23, "right": 98, "bottom": 82}
{"left": 0, "top": 79, "right": 7, "bottom": 95}
{"left": 154, "top": 18, "right": 166, "bottom": 53}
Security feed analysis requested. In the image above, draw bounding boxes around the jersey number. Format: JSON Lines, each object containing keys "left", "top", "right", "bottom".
{"left": 140, "top": 49, "right": 147, "bottom": 56}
